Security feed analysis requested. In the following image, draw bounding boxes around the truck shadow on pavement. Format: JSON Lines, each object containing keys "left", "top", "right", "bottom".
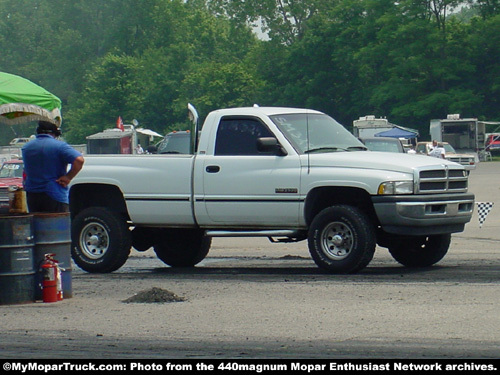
{"left": 137, "top": 262, "right": 498, "bottom": 284}
{"left": 86, "top": 253, "right": 500, "bottom": 284}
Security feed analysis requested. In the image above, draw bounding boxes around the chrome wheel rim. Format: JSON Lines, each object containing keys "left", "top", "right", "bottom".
{"left": 80, "top": 222, "right": 109, "bottom": 259}
{"left": 321, "top": 222, "right": 353, "bottom": 261}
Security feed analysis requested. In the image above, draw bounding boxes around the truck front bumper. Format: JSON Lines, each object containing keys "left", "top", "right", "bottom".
{"left": 372, "top": 193, "right": 474, "bottom": 236}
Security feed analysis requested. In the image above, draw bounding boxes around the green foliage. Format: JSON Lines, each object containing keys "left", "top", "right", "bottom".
{"left": 64, "top": 53, "right": 146, "bottom": 142}
{"left": 174, "top": 61, "right": 264, "bottom": 120}
{"left": 207, "top": 0, "right": 324, "bottom": 45}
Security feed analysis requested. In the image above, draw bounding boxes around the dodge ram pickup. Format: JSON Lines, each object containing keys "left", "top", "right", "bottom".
{"left": 69, "top": 105, "right": 474, "bottom": 273}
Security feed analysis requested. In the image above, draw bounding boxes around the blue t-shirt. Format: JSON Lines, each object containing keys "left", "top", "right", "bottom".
{"left": 22, "top": 134, "right": 82, "bottom": 204}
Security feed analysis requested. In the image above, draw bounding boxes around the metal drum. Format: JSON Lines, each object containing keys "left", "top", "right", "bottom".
{"left": 0, "top": 214, "right": 35, "bottom": 305}
{"left": 33, "top": 213, "right": 72, "bottom": 299}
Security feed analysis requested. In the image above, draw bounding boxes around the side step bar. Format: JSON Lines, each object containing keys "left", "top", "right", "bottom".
{"left": 205, "top": 230, "right": 306, "bottom": 243}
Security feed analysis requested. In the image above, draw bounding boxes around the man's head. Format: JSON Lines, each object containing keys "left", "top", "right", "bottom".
{"left": 432, "top": 140, "right": 438, "bottom": 146}
{"left": 37, "top": 121, "right": 61, "bottom": 137}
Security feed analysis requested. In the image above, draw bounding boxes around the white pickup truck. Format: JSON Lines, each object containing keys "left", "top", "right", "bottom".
{"left": 69, "top": 105, "right": 474, "bottom": 274}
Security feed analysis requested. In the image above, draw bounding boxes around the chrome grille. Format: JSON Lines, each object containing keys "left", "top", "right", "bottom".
{"left": 448, "top": 156, "right": 473, "bottom": 163}
{"left": 446, "top": 156, "right": 475, "bottom": 168}
{"left": 417, "top": 167, "right": 468, "bottom": 193}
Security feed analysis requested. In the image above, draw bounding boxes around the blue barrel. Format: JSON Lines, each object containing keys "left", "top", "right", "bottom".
{"left": 0, "top": 215, "right": 35, "bottom": 305}
{"left": 33, "top": 213, "right": 72, "bottom": 300}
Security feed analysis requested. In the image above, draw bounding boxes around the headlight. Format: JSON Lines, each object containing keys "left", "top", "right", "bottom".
{"left": 378, "top": 181, "right": 414, "bottom": 195}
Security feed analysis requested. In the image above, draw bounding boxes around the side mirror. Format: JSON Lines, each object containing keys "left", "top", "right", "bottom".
{"left": 257, "top": 137, "right": 287, "bottom": 156}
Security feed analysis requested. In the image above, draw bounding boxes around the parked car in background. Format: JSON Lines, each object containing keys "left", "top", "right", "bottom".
{"left": 416, "top": 142, "right": 476, "bottom": 172}
{"left": 359, "top": 137, "right": 406, "bottom": 153}
{"left": 486, "top": 133, "right": 500, "bottom": 154}
{"left": 8, "top": 137, "right": 32, "bottom": 147}
{"left": 0, "top": 159, "right": 24, "bottom": 188}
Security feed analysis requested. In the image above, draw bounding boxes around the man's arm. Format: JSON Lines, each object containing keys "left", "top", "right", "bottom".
{"left": 56, "top": 156, "right": 85, "bottom": 187}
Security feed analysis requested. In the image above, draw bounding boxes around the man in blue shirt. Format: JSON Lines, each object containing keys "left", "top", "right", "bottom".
{"left": 22, "top": 121, "right": 85, "bottom": 212}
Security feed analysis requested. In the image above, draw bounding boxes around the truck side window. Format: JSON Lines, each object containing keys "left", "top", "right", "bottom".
{"left": 215, "top": 118, "right": 274, "bottom": 155}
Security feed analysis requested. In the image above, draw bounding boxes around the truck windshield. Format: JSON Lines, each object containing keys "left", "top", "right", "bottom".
{"left": 443, "top": 143, "right": 457, "bottom": 153}
{"left": 270, "top": 113, "right": 366, "bottom": 154}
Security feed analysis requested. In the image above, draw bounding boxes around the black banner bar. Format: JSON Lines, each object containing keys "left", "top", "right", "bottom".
{"left": 1, "top": 359, "right": 498, "bottom": 374}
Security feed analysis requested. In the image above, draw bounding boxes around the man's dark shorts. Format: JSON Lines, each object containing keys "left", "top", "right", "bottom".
{"left": 27, "top": 192, "right": 69, "bottom": 213}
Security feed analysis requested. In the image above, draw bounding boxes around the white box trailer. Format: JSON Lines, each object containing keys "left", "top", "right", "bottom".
{"left": 353, "top": 115, "right": 393, "bottom": 138}
{"left": 430, "top": 114, "right": 486, "bottom": 161}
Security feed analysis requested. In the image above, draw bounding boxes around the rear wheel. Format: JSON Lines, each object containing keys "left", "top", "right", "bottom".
{"left": 308, "top": 205, "right": 376, "bottom": 273}
{"left": 154, "top": 229, "right": 211, "bottom": 267}
{"left": 388, "top": 234, "right": 451, "bottom": 267}
{"left": 131, "top": 227, "right": 162, "bottom": 251}
{"left": 71, "top": 207, "right": 131, "bottom": 273}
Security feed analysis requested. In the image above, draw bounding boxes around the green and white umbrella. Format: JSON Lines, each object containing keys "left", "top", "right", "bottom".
{"left": 0, "top": 72, "right": 62, "bottom": 126}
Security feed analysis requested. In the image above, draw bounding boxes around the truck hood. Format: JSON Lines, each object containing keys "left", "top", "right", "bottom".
{"left": 309, "top": 151, "right": 461, "bottom": 173}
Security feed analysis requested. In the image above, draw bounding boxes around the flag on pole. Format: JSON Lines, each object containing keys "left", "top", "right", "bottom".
{"left": 476, "top": 202, "right": 494, "bottom": 228}
{"left": 116, "top": 116, "right": 124, "bottom": 131}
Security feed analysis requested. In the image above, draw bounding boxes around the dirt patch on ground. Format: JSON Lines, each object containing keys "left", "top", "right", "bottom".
{"left": 279, "top": 254, "right": 308, "bottom": 260}
{"left": 122, "top": 287, "right": 185, "bottom": 303}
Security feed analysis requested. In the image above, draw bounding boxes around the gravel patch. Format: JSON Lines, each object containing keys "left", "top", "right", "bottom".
{"left": 122, "top": 287, "right": 185, "bottom": 303}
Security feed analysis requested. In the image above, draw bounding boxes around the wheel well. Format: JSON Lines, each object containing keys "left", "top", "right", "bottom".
{"left": 69, "top": 184, "right": 130, "bottom": 221}
{"left": 304, "top": 187, "right": 378, "bottom": 227}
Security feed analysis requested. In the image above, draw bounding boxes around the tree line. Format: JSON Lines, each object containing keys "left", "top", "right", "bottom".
{"left": 1, "top": 0, "right": 499, "bottom": 144}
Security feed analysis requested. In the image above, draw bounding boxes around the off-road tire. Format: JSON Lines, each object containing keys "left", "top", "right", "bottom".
{"left": 154, "top": 229, "right": 211, "bottom": 267}
{"left": 388, "top": 234, "right": 451, "bottom": 267}
{"left": 71, "top": 207, "right": 131, "bottom": 273}
{"left": 308, "top": 205, "right": 376, "bottom": 273}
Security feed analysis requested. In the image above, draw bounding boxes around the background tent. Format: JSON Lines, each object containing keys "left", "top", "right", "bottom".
{"left": 375, "top": 126, "right": 419, "bottom": 139}
{"left": 0, "top": 72, "right": 62, "bottom": 126}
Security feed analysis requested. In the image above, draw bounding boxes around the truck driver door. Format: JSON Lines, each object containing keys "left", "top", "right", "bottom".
{"left": 196, "top": 116, "right": 302, "bottom": 227}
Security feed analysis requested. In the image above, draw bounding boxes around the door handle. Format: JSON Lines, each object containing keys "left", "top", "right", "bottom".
{"left": 206, "top": 165, "right": 220, "bottom": 173}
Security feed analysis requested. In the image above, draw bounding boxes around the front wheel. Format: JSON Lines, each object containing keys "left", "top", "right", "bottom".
{"left": 308, "top": 205, "right": 376, "bottom": 273}
{"left": 71, "top": 207, "right": 131, "bottom": 273}
{"left": 388, "top": 234, "right": 451, "bottom": 267}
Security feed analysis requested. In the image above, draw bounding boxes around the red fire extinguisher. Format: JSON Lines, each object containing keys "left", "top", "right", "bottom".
{"left": 40, "top": 253, "right": 62, "bottom": 303}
